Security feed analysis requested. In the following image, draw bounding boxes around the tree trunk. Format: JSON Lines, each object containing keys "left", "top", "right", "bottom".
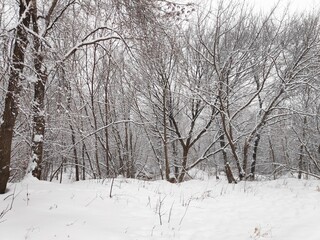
{"left": 65, "top": 70, "right": 79, "bottom": 181}
{"left": 91, "top": 48, "right": 101, "bottom": 179}
{"left": 298, "top": 116, "right": 307, "bottom": 179}
{"left": 83, "top": 142, "right": 96, "bottom": 179}
{"left": 172, "top": 140, "right": 179, "bottom": 179}
{"left": 219, "top": 130, "right": 236, "bottom": 183}
{"left": 0, "top": 0, "right": 31, "bottom": 193}
{"left": 124, "top": 121, "right": 130, "bottom": 177}
{"left": 250, "top": 133, "right": 261, "bottom": 180}
{"left": 219, "top": 109, "right": 244, "bottom": 180}
{"left": 113, "top": 127, "right": 125, "bottom": 176}
{"left": 70, "top": 124, "right": 79, "bottom": 181}
{"left": 105, "top": 80, "right": 110, "bottom": 176}
{"left": 169, "top": 111, "right": 179, "bottom": 179}
{"left": 178, "top": 147, "right": 189, "bottom": 182}
{"left": 249, "top": 75, "right": 263, "bottom": 180}
{"left": 243, "top": 139, "right": 249, "bottom": 177}
{"left": 31, "top": 73, "right": 47, "bottom": 179}
{"left": 129, "top": 125, "right": 135, "bottom": 178}
{"left": 30, "top": 0, "right": 47, "bottom": 179}
{"left": 163, "top": 83, "right": 171, "bottom": 181}
{"left": 82, "top": 143, "right": 86, "bottom": 180}
{"left": 268, "top": 136, "right": 276, "bottom": 180}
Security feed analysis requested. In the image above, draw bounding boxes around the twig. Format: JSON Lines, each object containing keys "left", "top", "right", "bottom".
{"left": 179, "top": 198, "right": 192, "bottom": 226}
{"left": 273, "top": 163, "right": 320, "bottom": 179}
{"left": 168, "top": 201, "right": 175, "bottom": 223}
{"left": 0, "top": 185, "right": 17, "bottom": 223}
{"left": 109, "top": 177, "right": 115, "bottom": 198}
{"left": 156, "top": 195, "right": 166, "bottom": 225}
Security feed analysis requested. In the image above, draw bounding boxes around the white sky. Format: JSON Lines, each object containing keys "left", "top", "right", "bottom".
{"left": 187, "top": 0, "right": 320, "bottom": 14}
{"left": 246, "top": 0, "right": 320, "bottom": 12}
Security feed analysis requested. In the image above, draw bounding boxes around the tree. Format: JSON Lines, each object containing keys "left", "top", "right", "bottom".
{"left": 0, "top": 0, "right": 31, "bottom": 193}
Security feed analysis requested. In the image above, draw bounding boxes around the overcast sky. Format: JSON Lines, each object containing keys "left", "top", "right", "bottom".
{"left": 188, "top": 0, "right": 320, "bottom": 14}
{"left": 246, "top": 0, "right": 319, "bottom": 12}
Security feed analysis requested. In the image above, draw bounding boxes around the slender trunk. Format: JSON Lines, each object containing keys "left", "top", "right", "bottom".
{"left": 169, "top": 116, "right": 178, "bottom": 178}
{"left": 89, "top": 46, "right": 101, "bottom": 178}
{"left": 70, "top": 124, "right": 79, "bottom": 181}
{"left": 59, "top": 64, "right": 80, "bottom": 181}
{"left": 250, "top": 133, "right": 261, "bottom": 180}
{"left": 129, "top": 126, "right": 134, "bottom": 178}
{"left": 243, "top": 140, "right": 249, "bottom": 176}
{"left": 138, "top": 106, "right": 164, "bottom": 179}
{"left": 124, "top": 121, "right": 130, "bottom": 177}
{"left": 30, "top": 1, "right": 48, "bottom": 179}
{"left": 268, "top": 136, "right": 276, "bottom": 180}
{"left": 282, "top": 136, "right": 290, "bottom": 166}
{"left": 0, "top": 0, "right": 31, "bottom": 193}
{"left": 163, "top": 84, "right": 170, "bottom": 181}
{"left": 82, "top": 143, "right": 86, "bottom": 180}
{"left": 249, "top": 75, "right": 263, "bottom": 180}
{"left": 298, "top": 116, "right": 307, "bottom": 179}
{"left": 93, "top": 116, "right": 101, "bottom": 178}
{"left": 83, "top": 142, "right": 96, "bottom": 179}
{"left": 178, "top": 147, "right": 189, "bottom": 182}
{"left": 219, "top": 110, "right": 244, "bottom": 179}
{"left": 298, "top": 144, "right": 304, "bottom": 179}
{"left": 104, "top": 82, "right": 110, "bottom": 176}
{"left": 218, "top": 72, "right": 244, "bottom": 179}
{"left": 59, "top": 160, "right": 64, "bottom": 183}
{"left": 172, "top": 140, "right": 179, "bottom": 179}
{"left": 219, "top": 130, "right": 236, "bottom": 183}
{"left": 113, "top": 127, "right": 124, "bottom": 176}
{"left": 67, "top": 89, "right": 79, "bottom": 181}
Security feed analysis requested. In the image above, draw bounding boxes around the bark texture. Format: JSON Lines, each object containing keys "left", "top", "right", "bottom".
{"left": 0, "top": 0, "right": 31, "bottom": 193}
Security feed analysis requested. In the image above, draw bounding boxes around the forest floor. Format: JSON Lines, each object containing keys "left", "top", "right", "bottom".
{"left": 0, "top": 172, "right": 319, "bottom": 240}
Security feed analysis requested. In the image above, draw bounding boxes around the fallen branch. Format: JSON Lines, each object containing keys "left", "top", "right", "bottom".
{"left": 0, "top": 185, "right": 16, "bottom": 223}
{"left": 272, "top": 163, "right": 320, "bottom": 180}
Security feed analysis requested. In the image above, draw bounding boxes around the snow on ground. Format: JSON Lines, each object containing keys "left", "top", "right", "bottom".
{"left": 1, "top": 176, "right": 320, "bottom": 240}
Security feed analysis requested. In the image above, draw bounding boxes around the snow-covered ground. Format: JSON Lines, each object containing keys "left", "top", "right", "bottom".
{"left": 1, "top": 175, "right": 319, "bottom": 240}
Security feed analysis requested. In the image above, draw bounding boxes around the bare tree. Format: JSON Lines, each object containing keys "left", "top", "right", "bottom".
{"left": 0, "top": 0, "right": 31, "bottom": 193}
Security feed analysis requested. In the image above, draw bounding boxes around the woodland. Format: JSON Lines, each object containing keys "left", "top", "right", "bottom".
{"left": 0, "top": 0, "right": 319, "bottom": 194}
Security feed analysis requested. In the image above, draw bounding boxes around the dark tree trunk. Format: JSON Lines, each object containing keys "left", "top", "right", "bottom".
{"left": 129, "top": 126, "right": 135, "bottom": 178}
{"left": 124, "top": 121, "right": 130, "bottom": 177}
{"left": 243, "top": 140, "right": 249, "bottom": 177}
{"left": 218, "top": 90, "right": 244, "bottom": 180}
{"left": 91, "top": 48, "right": 101, "bottom": 179}
{"left": 169, "top": 111, "right": 179, "bottom": 179}
{"left": 163, "top": 83, "right": 171, "bottom": 181}
{"left": 30, "top": 0, "right": 47, "bottom": 179}
{"left": 219, "top": 130, "right": 236, "bottom": 183}
{"left": 64, "top": 67, "right": 79, "bottom": 181}
{"left": 178, "top": 147, "right": 189, "bottom": 182}
{"left": 172, "top": 140, "right": 179, "bottom": 179}
{"left": 113, "top": 127, "right": 125, "bottom": 176}
{"left": 298, "top": 116, "right": 307, "bottom": 179}
{"left": 83, "top": 142, "right": 96, "bottom": 179}
{"left": 0, "top": 0, "right": 31, "bottom": 193}
{"left": 249, "top": 75, "right": 263, "bottom": 181}
{"left": 31, "top": 72, "right": 47, "bottom": 179}
{"left": 104, "top": 80, "right": 110, "bottom": 176}
{"left": 70, "top": 124, "right": 79, "bottom": 181}
{"left": 268, "top": 137, "right": 276, "bottom": 180}
{"left": 250, "top": 133, "right": 261, "bottom": 180}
